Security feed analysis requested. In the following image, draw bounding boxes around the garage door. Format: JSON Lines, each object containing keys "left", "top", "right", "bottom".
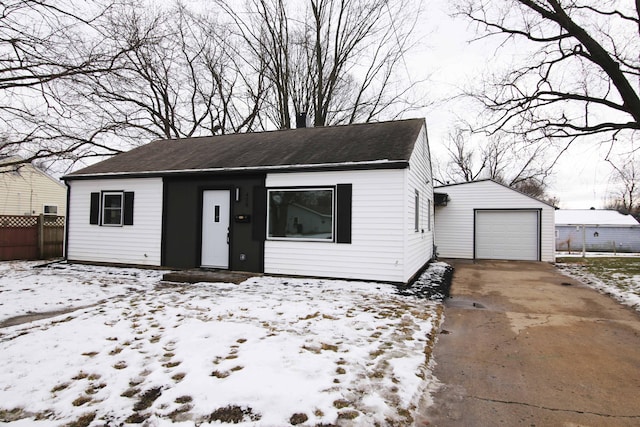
{"left": 475, "top": 210, "right": 539, "bottom": 261}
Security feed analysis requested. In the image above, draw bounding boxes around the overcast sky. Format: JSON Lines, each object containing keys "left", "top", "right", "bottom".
{"left": 410, "top": 1, "right": 618, "bottom": 209}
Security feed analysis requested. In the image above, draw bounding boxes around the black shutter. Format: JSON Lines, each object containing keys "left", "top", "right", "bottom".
{"left": 336, "top": 184, "right": 352, "bottom": 244}
{"left": 252, "top": 186, "right": 267, "bottom": 241}
{"left": 123, "top": 192, "right": 135, "bottom": 225}
{"left": 90, "top": 192, "right": 100, "bottom": 225}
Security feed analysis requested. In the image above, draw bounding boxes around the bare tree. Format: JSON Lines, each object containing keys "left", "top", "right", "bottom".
{"left": 72, "top": 2, "right": 266, "bottom": 143}
{"left": 455, "top": 0, "right": 640, "bottom": 144}
{"left": 215, "top": 0, "right": 424, "bottom": 129}
{"left": 434, "top": 123, "right": 559, "bottom": 203}
{"left": 605, "top": 152, "right": 639, "bottom": 216}
{"left": 0, "top": 0, "right": 138, "bottom": 170}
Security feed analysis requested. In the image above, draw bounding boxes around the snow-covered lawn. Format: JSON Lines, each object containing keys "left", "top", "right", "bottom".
{"left": 556, "top": 257, "right": 640, "bottom": 311}
{"left": 0, "top": 261, "right": 445, "bottom": 426}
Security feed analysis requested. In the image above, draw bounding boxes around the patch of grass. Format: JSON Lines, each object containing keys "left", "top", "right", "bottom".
{"left": 172, "top": 372, "right": 186, "bottom": 382}
{"left": 236, "top": 338, "right": 247, "bottom": 344}
{"left": 162, "top": 360, "right": 181, "bottom": 368}
{"left": 230, "top": 365, "right": 244, "bottom": 372}
{"left": 211, "top": 370, "right": 230, "bottom": 378}
{"left": 335, "top": 367, "right": 346, "bottom": 375}
{"left": 321, "top": 343, "right": 338, "bottom": 352}
{"left": 121, "top": 388, "right": 140, "bottom": 398}
{"left": 314, "top": 409, "right": 324, "bottom": 417}
{"left": 125, "top": 412, "right": 149, "bottom": 423}
{"left": 558, "top": 257, "right": 640, "bottom": 287}
{"left": 87, "top": 373, "right": 101, "bottom": 381}
{"left": 337, "top": 410, "right": 359, "bottom": 420}
{"left": 81, "top": 351, "right": 98, "bottom": 357}
{"left": 209, "top": 405, "right": 261, "bottom": 423}
{"left": 175, "top": 395, "right": 193, "bottom": 404}
{"left": 72, "top": 396, "right": 92, "bottom": 407}
{"left": 289, "top": 412, "right": 308, "bottom": 425}
{"left": 0, "top": 408, "right": 28, "bottom": 422}
{"left": 300, "top": 312, "right": 319, "bottom": 320}
{"left": 51, "top": 383, "right": 70, "bottom": 393}
{"left": 132, "top": 387, "right": 162, "bottom": 411}
{"left": 149, "top": 335, "right": 161, "bottom": 343}
{"left": 113, "top": 361, "right": 128, "bottom": 370}
{"left": 85, "top": 383, "right": 106, "bottom": 395}
{"left": 71, "top": 372, "right": 88, "bottom": 380}
{"left": 64, "top": 412, "right": 96, "bottom": 427}
{"left": 163, "top": 352, "right": 175, "bottom": 358}
{"left": 333, "top": 399, "right": 350, "bottom": 409}
{"left": 109, "top": 347, "right": 123, "bottom": 355}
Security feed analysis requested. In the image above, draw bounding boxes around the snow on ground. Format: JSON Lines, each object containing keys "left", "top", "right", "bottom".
{"left": 556, "top": 260, "right": 640, "bottom": 312}
{"left": 0, "top": 261, "right": 444, "bottom": 426}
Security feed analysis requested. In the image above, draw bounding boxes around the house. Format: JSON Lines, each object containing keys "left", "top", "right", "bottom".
{"left": 63, "top": 119, "right": 434, "bottom": 284}
{"left": 0, "top": 157, "right": 67, "bottom": 217}
{"left": 555, "top": 209, "right": 640, "bottom": 253}
{"left": 433, "top": 180, "right": 556, "bottom": 262}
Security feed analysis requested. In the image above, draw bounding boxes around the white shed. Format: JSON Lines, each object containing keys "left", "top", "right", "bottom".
{"left": 434, "top": 180, "right": 555, "bottom": 262}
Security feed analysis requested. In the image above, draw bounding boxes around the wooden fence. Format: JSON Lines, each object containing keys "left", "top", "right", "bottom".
{"left": 0, "top": 215, "right": 65, "bottom": 261}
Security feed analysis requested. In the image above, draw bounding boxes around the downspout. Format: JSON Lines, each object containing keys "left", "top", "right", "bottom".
{"left": 63, "top": 180, "right": 71, "bottom": 261}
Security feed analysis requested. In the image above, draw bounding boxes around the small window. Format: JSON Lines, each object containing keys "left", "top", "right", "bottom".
{"left": 268, "top": 188, "right": 334, "bottom": 241}
{"left": 102, "top": 192, "right": 123, "bottom": 226}
{"left": 43, "top": 205, "right": 58, "bottom": 216}
{"left": 415, "top": 190, "right": 420, "bottom": 232}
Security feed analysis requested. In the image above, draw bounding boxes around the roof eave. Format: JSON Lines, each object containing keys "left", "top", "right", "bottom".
{"left": 63, "top": 159, "right": 409, "bottom": 181}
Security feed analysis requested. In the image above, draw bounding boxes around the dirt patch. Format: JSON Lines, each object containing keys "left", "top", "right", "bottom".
{"left": 0, "top": 304, "right": 99, "bottom": 329}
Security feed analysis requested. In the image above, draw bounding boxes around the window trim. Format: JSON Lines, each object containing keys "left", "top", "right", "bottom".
{"left": 101, "top": 191, "right": 124, "bottom": 227}
{"left": 267, "top": 187, "right": 335, "bottom": 242}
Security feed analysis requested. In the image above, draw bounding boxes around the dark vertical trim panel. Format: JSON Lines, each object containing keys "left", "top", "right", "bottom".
{"left": 336, "top": 184, "right": 352, "bottom": 244}
{"left": 161, "top": 178, "right": 169, "bottom": 266}
{"left": 252, "top": 186, "right": 267, "bottom": 241}
{"left": 123, "top": 192, "right": 135, "bottom": 225}
{"left": 90, "top": 192, "right": 100, "bottom": 225}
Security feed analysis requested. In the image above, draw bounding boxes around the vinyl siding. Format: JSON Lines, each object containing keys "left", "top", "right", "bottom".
{"left": 404, "top": 126, "right": 434, "bottom": 281}
{"left": 434, "top": 180, "right": 555, "bottom": 262}
{"left": 0, "top": 164, "right": 67, "bottom": 216}
{"left": 66, "top": 178, "right": 163, "bottom": 265}
{"left": 556, "top": 225, "right": 640, "bottom": 252}
{"left": 265, "top": 169, "right": 407, "bottom": 282}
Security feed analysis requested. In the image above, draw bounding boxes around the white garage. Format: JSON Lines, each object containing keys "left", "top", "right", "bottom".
{"left": 434, "top": 180, "right": 555, "bottom": 262}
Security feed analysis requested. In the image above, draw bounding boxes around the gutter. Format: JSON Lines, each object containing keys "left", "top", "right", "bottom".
{"left": 62, "top": 159, "right": 410, "bottom": 181}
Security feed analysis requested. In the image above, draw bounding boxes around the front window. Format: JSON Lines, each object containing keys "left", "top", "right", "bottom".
{"left": 102, "top": 192, "right": 123, "bottom": 226}
{"left": 268, "top": 188, "right": 334, "bottom": 241}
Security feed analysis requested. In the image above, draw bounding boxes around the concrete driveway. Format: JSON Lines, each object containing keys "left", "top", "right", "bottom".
{"left": 417, "top": 260, "right": 640, "bottom": 426}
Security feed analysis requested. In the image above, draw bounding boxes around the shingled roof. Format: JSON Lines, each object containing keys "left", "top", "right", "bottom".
{"left": 65, "top": 119, "right": 425, "bottom": 178}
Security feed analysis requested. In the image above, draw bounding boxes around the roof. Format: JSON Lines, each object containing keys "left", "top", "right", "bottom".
{"left": 434, "top": 179, "right": 556, "bottom": 207}
{"left": 65, "top": 119, "right": 425, "bottom": 179}
{"left": 555, "top": 209, "right": 640, "bottom": 226}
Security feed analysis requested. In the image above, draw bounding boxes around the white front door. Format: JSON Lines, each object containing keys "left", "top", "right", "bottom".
{"left": 201, "top": 190, "right": 230, "bottom": 268}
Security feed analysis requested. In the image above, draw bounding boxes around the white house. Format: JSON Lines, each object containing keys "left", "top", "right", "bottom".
{"left": 434, "top": 180, "right": 556, "bottom": 262}
{"left": 556, "top": 209, "right": 640, "bottom": 253}
{"left": 63, "top": 119, "right": 434, "bottom": 284}
{"left": 0, "top": 157, "right": 67, "bottom": 217}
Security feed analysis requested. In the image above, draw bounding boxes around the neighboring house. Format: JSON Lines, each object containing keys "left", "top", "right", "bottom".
{"left": 63, "top": 119, "right": 434, "bottom": 284}
{"left": 0, "top": 157, "right": 67, "bottom": 217}
{"left": 555, "top": 209, "right": 640, "bottom": 253}
{"left": 434, "top": 180, "right": 556, "bottom": 262}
